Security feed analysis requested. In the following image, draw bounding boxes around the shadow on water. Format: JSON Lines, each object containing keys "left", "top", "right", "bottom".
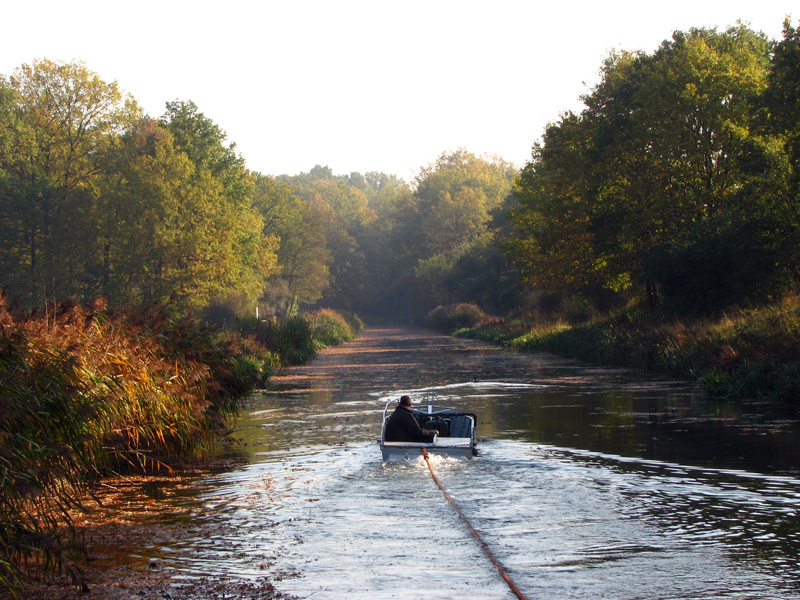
{"left": 104, "top": 327, "right": 800, "bottom": 599}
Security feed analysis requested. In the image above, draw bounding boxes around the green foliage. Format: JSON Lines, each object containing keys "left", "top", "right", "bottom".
{"left": 506, "top": 23, "right": 797, "bottom": 314}
{"left": 306, "top": 308, "right": 357, "bottom": 348}
{"left": 424, "top": 303, "right": 491, "bottom": 333}
{"left": 642, "top": 229, "right": 786, "bottom": 315}
{"left": 248, "top": 316, "right": 315, "bottom": 366}
{"left": 243, "top": 308, "right": 361, "bottom": 366}
{"left": 277, "top": 167, "right": 376, "bottom": 313}
{"left": 0, "top": 59, "right": 136, "bottom": 305}
{"left": 253, "top": 173, "right": 332, "bottom": 317}
{"left": 0, "top": 62, "right": 279, "bottom": 315}
{"left": 765, "top": 19, "right": 800, "bottom": 169}
{"left": 459, "top": 294, "right": 800, "bottom": 406}
{"left": 1, "top": 57, "right": 524, "bottom": 326}
{"left": 395, "top": 149, "right": 516, "bottom": 311}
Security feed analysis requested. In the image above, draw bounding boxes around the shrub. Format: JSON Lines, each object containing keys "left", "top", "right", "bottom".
{"left": 306, "top": 309, "right": 355, "bottom": 348}
{"left": 0, "top": 296, "right": 272, "bottom": 595}
{"left": 560, "top": 294, "right": 601, "bottom": 324}
{"left": 251, "top": 316, "right": 315, "bottom": 366}
{"left": 425, "top": 303, "right": 489, "bottom": 333}
{"left": 249, "top": 309, "right": 362, "bottom": 365}
{"left": 340, "top": 311, "right": 365, "bottom": 335}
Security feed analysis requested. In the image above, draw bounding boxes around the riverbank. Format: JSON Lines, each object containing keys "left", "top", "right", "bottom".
{"left": 0, "top": 298, "right": 359, "bottom": 597}
{"left": 452, "top": 294, "right": 800, "bottom": 408}
{"left": 1, "top": 470, "right": 295, "bottom": 600}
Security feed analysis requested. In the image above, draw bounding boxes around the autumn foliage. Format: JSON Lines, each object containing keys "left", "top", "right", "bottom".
{"left": 0, "top": 295, "right": 274, "bottom": 592}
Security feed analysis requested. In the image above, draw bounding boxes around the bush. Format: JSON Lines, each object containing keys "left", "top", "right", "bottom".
{"left": 0, "top": 296, "right": 273, "bottom": 595}
{"left": 248, "top": 309, "right": 363, "bottom": 365}
{"left": 341, "top": 311, "right": 365, "bottom": 335}
{"left": 425, "top": 303, "right": 490, "bottom": 333}
{"left": 560, "top": 294, "right": 601, "bottom": 324}
{"left": 461, "top": 294, "right": 800, "bottom": 407}
{"left": 251, "top": 316, "right": 315, "bottom": 366}
{"left": 306, "top": 309, "right": 356, "bottom": 348}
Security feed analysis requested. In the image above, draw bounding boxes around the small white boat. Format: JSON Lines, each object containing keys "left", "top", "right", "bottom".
{"left": 380, "top": 393, "right": 478, "bottom": 462}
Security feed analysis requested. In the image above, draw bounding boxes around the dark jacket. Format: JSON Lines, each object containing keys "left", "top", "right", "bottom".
{"left": 384, "top": 405, "right": 435, "bottom": 443}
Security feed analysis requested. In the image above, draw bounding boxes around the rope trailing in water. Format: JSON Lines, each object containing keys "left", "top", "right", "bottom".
{"left": 421, "top": 448, "right": 531, "bottom": 600}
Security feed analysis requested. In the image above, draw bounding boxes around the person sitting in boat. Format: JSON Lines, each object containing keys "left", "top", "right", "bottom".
{"left": 384, "top": 395, "right": 438, "bottom": 443}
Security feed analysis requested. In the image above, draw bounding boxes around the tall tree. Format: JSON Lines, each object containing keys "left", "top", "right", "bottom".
{"left": 353, "top": 172, "right": 416, "bottom": 315}
{"left": 278, "top": 166, "right": 377, "bottom": 312}
{"left": 97, "top": 118, "right": 279, "bottom": 308}
{"left": 505, "top": 112, "right": 602, "bottom": 293}
{"left": 761, "top": 18, "right": 800, "bottom": 283}
{"left": 0, "top": 59, "right": 136, "bottom": 305}
{"left": 765, "top": 18, "right": 800, "bottom": 177}
{"left": 252, "top": 173, "right": 329, "bottom": 317}
{"left": 157, "top": 101, "right": 278, "bottom": 309}
{"left": 507, "top": 25, "right": 778, "bottom": 312}
{"left": 408, "top": 149, "right": 517, "bottom": 311}
{"left": 413, "top": 149, "right": 516, "bottom": 256}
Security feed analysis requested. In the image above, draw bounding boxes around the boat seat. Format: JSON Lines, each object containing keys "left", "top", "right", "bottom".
{"left": 425, "top": 419, "right": 450, "bottom": 437}
{"left": 448, "top": 416, "right": 472, "bottom": 438}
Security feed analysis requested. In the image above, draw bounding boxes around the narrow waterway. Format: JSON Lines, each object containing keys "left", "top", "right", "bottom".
{"left": 151, "top": 327, "right": 800, "bottom": 599}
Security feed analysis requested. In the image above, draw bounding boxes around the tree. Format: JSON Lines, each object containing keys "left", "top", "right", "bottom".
{"left": 97, "top": 117, "right": 279, "bottom": 308}
{"left": 252, "top": 174, "right": 329, "bottom": 317}
{"left": 413, "top": 149, "right": 516, "bottom": 256}
{"left": 507, "top": 25, "right": 779, "bottom": 312}
{"left": 765, "top": 18, "right": 800, "bottom": 176}
{"left": 278, "top": 167, "right": 378, "bottom": 312}
{"left": 274, "top": 199, "right": 330, "bottom": 316}
{"left": 760, "top": 18, "right": 800, "bottom": 285}
{"left": 157, "top": 101, "right": 278, "bottom": 309}
{"left": 0, "top": 82, "right": 34, "bottom": 299}
{"left": 505, "top": 112, "right": 604, "bottom": 293}
{"left": 354, "top": 172, "right": 416, "bottom": 315}
{"left": 0, "top": 59, "right": 136, "bottom": 305}
{"left": 406, "top": 149, "right": 517, "bottom": 311}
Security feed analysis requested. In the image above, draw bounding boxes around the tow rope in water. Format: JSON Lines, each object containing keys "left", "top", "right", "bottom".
{"left": 421, "top": 448, "right": 531, "bottom": 600}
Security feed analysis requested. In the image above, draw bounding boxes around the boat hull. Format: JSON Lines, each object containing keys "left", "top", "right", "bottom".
{"left": 380, "top": 438, "right": 476, "bottom": 462}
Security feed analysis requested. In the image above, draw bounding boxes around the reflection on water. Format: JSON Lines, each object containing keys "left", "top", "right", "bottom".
{"left": 155, "top": 328, "right": 800, "bottom": 598}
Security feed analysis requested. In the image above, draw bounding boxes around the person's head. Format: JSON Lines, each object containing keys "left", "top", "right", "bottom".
{"left": 399, "top": 395, "right": 412, "bottom": 407}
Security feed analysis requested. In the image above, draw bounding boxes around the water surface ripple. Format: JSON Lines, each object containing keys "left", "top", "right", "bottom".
{"left": 156, "top": 327, "right": 800, "bottom": 599}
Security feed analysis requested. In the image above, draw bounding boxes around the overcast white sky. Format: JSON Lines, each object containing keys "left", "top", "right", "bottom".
{"left": 1, "top": 1, "right": 795, "bottom": 181}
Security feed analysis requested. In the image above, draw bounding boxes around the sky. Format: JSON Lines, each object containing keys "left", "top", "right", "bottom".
{"left": 2, "top": 1, "right": 795, "bottom": 182}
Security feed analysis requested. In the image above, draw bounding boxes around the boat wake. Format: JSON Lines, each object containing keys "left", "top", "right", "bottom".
{"left": 155, "top": 438, "right": 800, "bottom": 599}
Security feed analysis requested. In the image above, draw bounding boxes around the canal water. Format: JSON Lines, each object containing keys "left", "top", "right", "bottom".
{"left": 155, "top": 327, "right": 800, "bottom": 599}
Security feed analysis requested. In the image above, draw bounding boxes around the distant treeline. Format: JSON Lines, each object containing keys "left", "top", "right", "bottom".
{"left": 1, "top": 19, "right": 799, "bottom": 325}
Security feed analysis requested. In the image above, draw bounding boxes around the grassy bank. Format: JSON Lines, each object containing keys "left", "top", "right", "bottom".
{"left": 0, "top": 297, "right": 361, "bottom": 596}
{"left": 444, "top": 296, "right": 800, "bottom": 407}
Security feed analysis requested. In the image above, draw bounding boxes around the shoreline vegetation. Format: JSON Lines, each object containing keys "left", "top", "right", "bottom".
{"left": 425, "top": 298, "right": 800, "bottom": 408}
{"left": 0, "top": 296, "right": 361, "bottom": 597}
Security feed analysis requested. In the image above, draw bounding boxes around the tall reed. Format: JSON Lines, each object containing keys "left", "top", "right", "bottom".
{"left": 0, "top": 296, "right": 274, "bottom": 595}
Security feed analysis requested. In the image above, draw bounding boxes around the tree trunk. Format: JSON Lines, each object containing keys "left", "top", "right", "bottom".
{"left": 645, "top": 280, "right": 658, "bottom": 311}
